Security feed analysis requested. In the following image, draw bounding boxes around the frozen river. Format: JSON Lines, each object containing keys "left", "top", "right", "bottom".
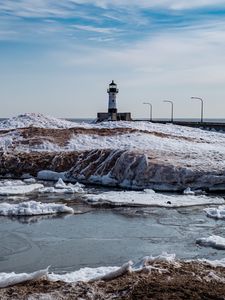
{"left": 1, "top": 199, "right": 225, "bottom": 274}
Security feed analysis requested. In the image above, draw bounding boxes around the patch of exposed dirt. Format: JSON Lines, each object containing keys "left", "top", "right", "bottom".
{"left": 1, "top": 261, "right": 225, "bottom": 299}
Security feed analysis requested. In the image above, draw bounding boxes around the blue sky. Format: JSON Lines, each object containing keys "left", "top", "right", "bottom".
{"left": 1, "top": 1, "right": 225, "bottom": 118}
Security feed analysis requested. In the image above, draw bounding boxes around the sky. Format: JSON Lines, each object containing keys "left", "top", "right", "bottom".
{"left": 1, "top": 1, "right": 225, "bottom": 119}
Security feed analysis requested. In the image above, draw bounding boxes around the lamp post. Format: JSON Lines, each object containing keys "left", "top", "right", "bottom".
{"left": 163, "top": 100, "right": 174, "bottom": 122}
{"left": 190, "top": 97, "right": 204, "bottom": 123}
{"left": 143, "top": 102, "right": 153, "bottom": 122}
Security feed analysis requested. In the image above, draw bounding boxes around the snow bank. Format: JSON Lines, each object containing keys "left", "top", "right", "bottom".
{"left": 0, "top": 268, "right": 49, "bottom": 288}
{"left": 196, "top": 235, "right": 225, "bottom": 250}
{"left": 86, "top": 190, "right": 224, "bottom": 207}
{"left": 0, "top": 183, "right": 44, "bottom": 195}
{"left": 0, "top": 201, "right": 74, "bottom": 216}
{"left": 0, "top": 113, "right": 76, "bottom": 129}
{"left": 204, "top": 206, "right": 225, "bottom": 219}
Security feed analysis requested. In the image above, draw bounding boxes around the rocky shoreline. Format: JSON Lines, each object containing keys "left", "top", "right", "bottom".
{"left": 1, "top": 259, "right": 225, "bottom": 299}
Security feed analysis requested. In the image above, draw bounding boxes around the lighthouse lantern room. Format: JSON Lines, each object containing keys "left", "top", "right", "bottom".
{"left": 107, "top": 80, "right": 118, "bottom": 114}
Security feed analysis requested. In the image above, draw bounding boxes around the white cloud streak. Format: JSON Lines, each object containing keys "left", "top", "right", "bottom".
{"left": 1, "top": 0, "right": 225, "bottom": 20}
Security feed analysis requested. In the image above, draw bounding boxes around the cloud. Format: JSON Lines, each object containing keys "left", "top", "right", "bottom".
{"left": 1, "top": 0, "right": 225, "bottom": 20}
{"left": 56, "top": 19, "right": 225, "bottom": 89}
{"left": 72, "top": 24, "right": 122, "bottom": 34}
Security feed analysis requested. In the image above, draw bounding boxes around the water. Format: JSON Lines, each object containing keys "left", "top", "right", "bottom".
{"left": 0, "top": 201, "right": 224, "bottom": 274}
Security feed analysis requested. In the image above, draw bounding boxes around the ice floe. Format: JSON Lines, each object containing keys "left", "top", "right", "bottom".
{"left": 0, "top": 201, "right": 74, "bottom": 216}
{"left": 196, "top": 235, "right": 225, "bottom": 250}
{"left": 0, "top": 179, "right": 84, "bottom": 196}
{"left": 0, "top": 183, "right": 44, "bottom": 195}
{"left": 39, "top": 179, "right": 84, "bottom": 194}
{"left": 204, "top": 205, "right": 225, "bottom": 219}
{"left": 86, "top": 189, "right": 224, "bottom": 207}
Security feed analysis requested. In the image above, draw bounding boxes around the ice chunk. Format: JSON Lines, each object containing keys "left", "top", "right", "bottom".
{"left": 183, "top": 187, "right": 195, "bottom": 195}
{"left": 37, "top": 170, "right": 66, "bottom": 181}
{"left": 196, "top": 235, "right": 225, "bottom": 250}
{"left": 0, "top": 201, "right": 74, "bottom": 216}
{"left": 0, "top": 183, "right": 44, "bottom": 195}
{"left": 0, "top": 268, "right": 49, "bottom": 288}
{"left": 48, "top": 266, "right": 120, "bottom": 283}
{"left": 204, "top": 206, "right": 225, "bottom": 219}
{"left": 55, "top": 178, "right": 67, "bottom": 189}
{"left": 23, "top": 178, "right": 36, "bottom": 184}
{"left": 39, "top": 181, "right": 84, "bottom": 194}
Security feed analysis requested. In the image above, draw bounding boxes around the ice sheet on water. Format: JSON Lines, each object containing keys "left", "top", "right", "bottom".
{"left": 0, "top": 183, "right": 44, "bottom": 195}
{"left": 87, "top": 189, "right": 224, "bottom": 207}
{"left": 0, "top": 201, "right": 74, "bottom": 216}
{"left": 196, "top": 235, "right": 225, "bottom": 250}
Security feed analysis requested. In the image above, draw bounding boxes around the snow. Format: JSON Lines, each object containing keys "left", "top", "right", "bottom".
{"left": 0, "top": 130, "right": 22, "bottom": 151}
{"left": 1, "top": 115, "right": 225, "bottom": 191}
{"left": 183, "top": 187, "right": 195, "bottom": 195}
{"left": 0, "top": 183, "right": 44, "bottom": 195}
{"left": 196, "top": 235, "right": 225, "bottom": 250}
{"left": 0, "top": 201, "right": 74, "bottom": 216}
{"left": 86, "top": 189, "right": 224, "bottom": 207}
{"left": 38, "top": 179, "right": 84, "bottom": 194}
{"left": 37, "top": 170, "right": 67, "bottom": 181}
{"left": 0, "top": 179, "right": 84, "bottom": 196}
{"left": 204, "top": 205, "right": 225, "bottom": 219}
{"left": 0, "top": 268, "right": 49, "bottom": 288}
{"left": 48, "top": 266, "right": 120, "bottom": 283}
{"left": 0, "top": 113, "right": 76, "bottom": 129}
{"left": 0, "top": 253, "right": 177, "bottom": 288}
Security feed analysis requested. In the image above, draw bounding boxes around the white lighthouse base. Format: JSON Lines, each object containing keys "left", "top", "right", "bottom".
{"left": 97, "top": 112, "right": 132, "bottom": 122}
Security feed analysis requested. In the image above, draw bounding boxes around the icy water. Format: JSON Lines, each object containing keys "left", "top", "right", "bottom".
{"left": 1, "top": 197, "right": 225, "bottom": 274}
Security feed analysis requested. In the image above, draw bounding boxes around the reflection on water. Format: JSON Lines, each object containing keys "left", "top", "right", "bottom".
{"left": 0, "top": 203, "right": 225, "bottom": 274}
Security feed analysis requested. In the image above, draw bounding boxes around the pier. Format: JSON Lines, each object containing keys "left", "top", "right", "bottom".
{"left": 134, "top": 120, "right": 225, "bottom": 131}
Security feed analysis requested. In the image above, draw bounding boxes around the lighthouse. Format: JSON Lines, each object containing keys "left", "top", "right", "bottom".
{"left": 96, "top": 81, "right": 131, "bottom": 122}
{"left": 107, "top": 80, "right": 118, "bottom": 114}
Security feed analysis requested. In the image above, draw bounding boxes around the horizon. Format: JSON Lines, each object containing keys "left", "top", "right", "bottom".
{"left": 1, "top": 1, "right": 225, "bottom": 118}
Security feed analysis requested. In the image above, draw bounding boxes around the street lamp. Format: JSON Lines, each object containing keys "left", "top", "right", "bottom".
{"left": 190, "top": 97, "right": 204, "bottom": 123}
{"left": 143, "top": 102, "right": 153, "bottom": 122}
{"left": 163, "top": 100, "right": 174, "bottom": 122}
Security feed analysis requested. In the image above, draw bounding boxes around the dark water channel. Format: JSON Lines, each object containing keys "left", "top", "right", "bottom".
{"left": 1, "top": 202, "right": 225, "bottom": 274}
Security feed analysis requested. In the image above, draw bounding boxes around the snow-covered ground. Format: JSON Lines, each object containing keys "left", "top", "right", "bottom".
{"left": 86, "top": 189, "right": 225, "bottom": 207}
{"left": 0, "top": 113, "right": 77, "bottom": 130}
{"left": 0, "top": 201, "right": 74, "bottom": 216}
{"left": 0, "top": 113, "right": 225, "bottom": 191}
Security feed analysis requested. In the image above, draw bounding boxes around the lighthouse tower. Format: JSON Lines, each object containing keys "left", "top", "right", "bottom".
{"left": 107, "top": 80, "right": 118, "bottom": 114}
